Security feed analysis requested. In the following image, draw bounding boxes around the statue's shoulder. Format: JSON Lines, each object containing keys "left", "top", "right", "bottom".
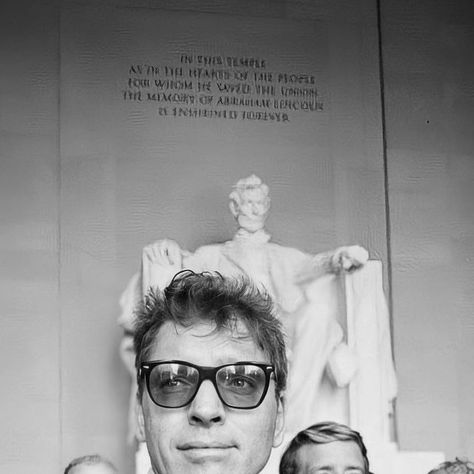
{"left": 185, "top": 242, "right": 227, "bottom": 268}
{"left": 266, "top": 241, "right": 309, "bottom": 259}
{"left": 194, "top": 242, "right": 225, "bottom": 255}
{"left": 180, "top": 242, "right": 228, "bottom": 272}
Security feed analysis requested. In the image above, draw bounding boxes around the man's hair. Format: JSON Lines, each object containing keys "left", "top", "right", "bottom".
{"left": 279, "top": 421, "right": 371, "bottom": 474}
{"left": 64, "top": 454, "right": 117, "bottom": 474}
{"left": 133, "top": 270, "right": 287, "bottom": 400}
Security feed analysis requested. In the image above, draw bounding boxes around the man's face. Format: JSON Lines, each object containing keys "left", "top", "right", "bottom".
{"left": 137, "top": 320, "right": 284, "bottom": 474}
{"left": 295, "top": 441, "right": 366, "bottom": 474}
{"left": 235, "top": 188, "right": 269, "bottom": 233}
{"left": 69, "top": 464, "right": 116, "bottom": 474}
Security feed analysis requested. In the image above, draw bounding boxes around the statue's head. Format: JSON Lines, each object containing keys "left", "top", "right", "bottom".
{"left": 229, "top": 175, "right": 271, "bottom": 233}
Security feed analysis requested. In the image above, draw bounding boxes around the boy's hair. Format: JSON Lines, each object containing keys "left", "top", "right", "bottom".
{"left": 280, "top": 421, "right": 371, "bottom": 474}
{"left": 64, "top": 454, "right": 117, "bottom": 474}
{"left": 428, "top": 458, "right": 474, "bottom": 474}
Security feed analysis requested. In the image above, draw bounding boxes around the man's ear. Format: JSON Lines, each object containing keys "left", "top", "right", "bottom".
{"left": 273, "top": 394, "right": 285, "bottom": 448}
{"left": 135, "top": 395, "right": 146, "bottom": 443}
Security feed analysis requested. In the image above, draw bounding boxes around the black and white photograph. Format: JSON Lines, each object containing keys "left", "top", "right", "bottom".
{"left": 1, "top": 1, "right": 473, "bottom": 473}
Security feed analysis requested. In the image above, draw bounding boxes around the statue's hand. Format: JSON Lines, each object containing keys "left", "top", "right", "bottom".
{"left": 142, "top": 239, "right": 184, "bottom": 268}
{"left": 330, "top": 245, "right": 369, "bottom": 273}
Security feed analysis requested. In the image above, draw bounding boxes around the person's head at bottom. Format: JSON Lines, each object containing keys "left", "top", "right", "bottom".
{"left": 64, "top": 454, "right": 117, "bottom": 474}
{"left": 428, "top": 458, "right": 474, "bottom": 474}
{"left": 279, "top": 421, "right": 371, "bottom": 474}
{"left": 134, "top": 270, "right": 287, "bottom": 474}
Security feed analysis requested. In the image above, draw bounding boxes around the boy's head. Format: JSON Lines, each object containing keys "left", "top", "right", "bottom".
{"left": 64, "top": 454, "right": 117, "bottom": 474}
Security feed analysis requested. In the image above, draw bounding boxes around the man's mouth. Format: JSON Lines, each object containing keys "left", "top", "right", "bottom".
{"left": 178, "top": 441, "right": 236, "bottom": 462}
{"left": 178, "top": 441, "right": 235, "bottom": 450}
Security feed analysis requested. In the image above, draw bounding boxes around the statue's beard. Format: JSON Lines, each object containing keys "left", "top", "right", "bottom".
{"left": 237, "top": 215, "right": 266, "bottom": 233}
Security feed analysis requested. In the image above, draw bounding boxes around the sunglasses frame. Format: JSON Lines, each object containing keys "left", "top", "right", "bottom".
{"left": 139, "top": 360, "right": 275, "bottom": 409}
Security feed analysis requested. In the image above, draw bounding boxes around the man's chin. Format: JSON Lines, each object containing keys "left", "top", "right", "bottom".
{"left": 169, "top": 447, "right": 237, "bottom": 473}
{"left": 170, "top": 457, "right": 239, "bottom": 474}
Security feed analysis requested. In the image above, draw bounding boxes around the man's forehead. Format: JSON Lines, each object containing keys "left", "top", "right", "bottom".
{"left": 173, "top": 319, "right": 251, "bottom": 337}
{"left": 148, "top": 320, "right": 267, "bottom": 364}
{"left": 155, "top": 319, "right": 260, "bottom": 349}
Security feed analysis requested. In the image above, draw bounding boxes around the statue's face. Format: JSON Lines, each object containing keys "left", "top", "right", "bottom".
{"left": 236, "top": 188, "right": 269, "bottom": 233}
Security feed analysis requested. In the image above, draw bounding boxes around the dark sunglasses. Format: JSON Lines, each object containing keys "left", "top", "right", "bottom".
{"left": 139, "top": 360, "right": 275, "bottom": 409}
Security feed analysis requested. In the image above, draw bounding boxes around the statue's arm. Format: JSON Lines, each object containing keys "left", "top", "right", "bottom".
{"left": 142, "top": 238, "right": 184, "bottom": 267}
{"left": 119, "top": 333, "right": 136, "bottom": 378}
{"left": 142, "top": 238, "right": 191, "bottom": 292}
{"left": 117, "top": 272, "right": 141, "bottom": 377}
{"left": 118, "top": 238, "right": 189, "bottom": 374}
{"left": 330, "top": 245, "right": 369, "bottom": 273}
{"left": 295, "top": 245, "right": 369, "bottom": 284}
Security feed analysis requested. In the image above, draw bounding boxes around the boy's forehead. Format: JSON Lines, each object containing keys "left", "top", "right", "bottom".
{"left": 297, "top": 441, "right": 365, "bottom": 472}
{"left": 70, "top": 464, "right": 115, "bottom": 474}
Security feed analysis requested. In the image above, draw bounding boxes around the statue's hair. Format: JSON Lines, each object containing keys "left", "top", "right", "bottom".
{"left": 134, "top": 270, "right": 287, "bottom": 400}
{"left": 229, "top": 174, "right": 270, "bottom": 208}
{"left": 64, "top": 454, "right": 117, "bottom": 474}
{"left": 279, "top": 422, "right": 371, "bottom": 474}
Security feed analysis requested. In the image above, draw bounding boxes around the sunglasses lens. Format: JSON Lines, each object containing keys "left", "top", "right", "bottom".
{"left": 216, "top": 364, "right": 267, "bottom": 408}
{"left": 148, "top": 363, "right": 199, "bottom": 407}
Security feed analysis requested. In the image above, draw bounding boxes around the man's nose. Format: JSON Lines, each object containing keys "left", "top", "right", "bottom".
{"left": 187, "top": 380, "right": 226, "bottom": 426}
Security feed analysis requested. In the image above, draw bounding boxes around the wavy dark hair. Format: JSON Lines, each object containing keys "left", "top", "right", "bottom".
{"left": 133, "top": 270, "right": 287, "bottom": 400}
